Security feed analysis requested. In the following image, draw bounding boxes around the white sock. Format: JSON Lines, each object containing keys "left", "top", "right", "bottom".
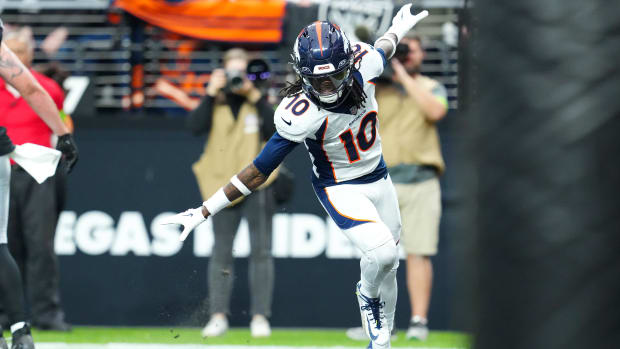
{"left": 380, "top": 268, "right": 398, "bottom": 331}
{"left": 412, "top": 315, "right": 428, "bottom": 325}
{"left": 360, "top": 255, "right": 381, "bottom": 298}
{"left": 10, "top": 321, "right": 26, "bottom": 334}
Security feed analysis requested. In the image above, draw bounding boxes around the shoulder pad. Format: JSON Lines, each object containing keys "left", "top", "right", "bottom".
{"left": 274, "top": 94, "right": 324, "bottom": 142}
{"left": 352, "top": 42, "right": 386, "bottom": 82}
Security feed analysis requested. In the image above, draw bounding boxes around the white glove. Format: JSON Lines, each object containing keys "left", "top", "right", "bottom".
{"left": 160, "top": 207, "right": 206, "bottom": 242}
{"left": 387, "top": 4, "right": 429, "bottom": 42}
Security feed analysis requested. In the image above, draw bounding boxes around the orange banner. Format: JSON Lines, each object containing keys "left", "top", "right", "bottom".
{"left": 114, "top": 0, "right": 286, "bottom": 43}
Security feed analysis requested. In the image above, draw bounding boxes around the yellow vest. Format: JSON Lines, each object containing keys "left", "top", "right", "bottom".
{"left": 192, "top": 101, "right": 278, "bottom": 203}
{"left": 378, "top": 76, "right": 446, "bottom": 175}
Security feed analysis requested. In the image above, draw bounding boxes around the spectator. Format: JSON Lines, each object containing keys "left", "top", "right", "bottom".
{"left": 187, "top": 48, "right": 278, "bottom": 338}
{"left": 0, "top": 26, "right": 73, "bottom": 332}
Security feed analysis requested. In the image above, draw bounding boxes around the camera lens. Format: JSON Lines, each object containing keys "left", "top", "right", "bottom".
{"left": 230, "top": 76, "right": 243, "bottom": 89}
{"left": 394, "top": 43, "right": 410, "bottom": 62}
{"left": 226, "top": 71, "right": 244, "bottom": 89}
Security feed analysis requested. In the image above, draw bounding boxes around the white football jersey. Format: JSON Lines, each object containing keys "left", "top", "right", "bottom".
{"left": 275, "top": 42, "right": 387, "bottom": 187}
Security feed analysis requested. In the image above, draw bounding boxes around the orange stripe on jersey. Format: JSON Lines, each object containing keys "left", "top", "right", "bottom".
{"left": 324, "top": 188, "right": 376, "bottom": 224}
{"left": 367, "top": 81, "right": 376, "bottom": 85}
{"left": 315, "top": 21, "right": 324, "bottom": 57}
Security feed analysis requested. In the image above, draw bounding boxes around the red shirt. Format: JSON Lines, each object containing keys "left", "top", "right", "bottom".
{"left": 0, "top": 69, "right": 64, "bottom": 148}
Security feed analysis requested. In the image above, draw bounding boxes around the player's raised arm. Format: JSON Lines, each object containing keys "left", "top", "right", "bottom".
{"left": 375, "top": 5, "right": 428, "bottom": 59}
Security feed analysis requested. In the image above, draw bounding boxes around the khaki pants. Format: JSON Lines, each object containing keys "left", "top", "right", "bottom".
{"left": 394, "top": 177, "right": 441, "bottom": 256}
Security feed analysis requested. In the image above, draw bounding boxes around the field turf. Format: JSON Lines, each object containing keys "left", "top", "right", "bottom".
{"left": 2, "top": 327, "right": 469, "bottom": 348}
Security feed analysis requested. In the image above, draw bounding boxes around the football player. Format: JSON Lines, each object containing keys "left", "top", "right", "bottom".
{"left": 164, "top": 5, "right": 428, "bottom": 349}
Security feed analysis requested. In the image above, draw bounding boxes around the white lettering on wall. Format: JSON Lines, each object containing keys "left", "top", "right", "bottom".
{"left": 74, "top": 211, "right": 115, "bottom": 255}
{"left": 110, "top": 212, "right": 151, "bottom": 256}
{"left": 272, "top": 214, "right": 290, "bottom": 258}
{"left": 63, "top": 76, "right": 90, "bottom": 114}
{"left": 55, "top": 211, "right": 77, "bottom": 255}
{"left": 151, "top": 213, "right": 183, "bottom": 257}
{"left": 193, "top": 219, "right": 214, "bottom": 257}
{"left": 232, "top": 219, "right": 250, "bottom": 258}
{"left": 289, "top": 214, "right": 326, "bottom": 258}
{"left": 55, "top": 211, "right": 405, "bottom": 259}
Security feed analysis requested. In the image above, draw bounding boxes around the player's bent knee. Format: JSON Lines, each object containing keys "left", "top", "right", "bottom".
{"left": 347, "top": 221, "right": 399, "bottom": 270}
{"left": 372, "top": 239, "right": 399, "bottom": 272}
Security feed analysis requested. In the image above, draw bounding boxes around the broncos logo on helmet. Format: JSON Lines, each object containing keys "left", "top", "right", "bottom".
{"left": 290, "top": 21, "right": 362, "bottom": 109}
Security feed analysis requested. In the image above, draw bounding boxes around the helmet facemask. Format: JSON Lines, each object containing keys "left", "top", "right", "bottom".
{"left": 300, "top": 61, "right": 353, "bottom": 105}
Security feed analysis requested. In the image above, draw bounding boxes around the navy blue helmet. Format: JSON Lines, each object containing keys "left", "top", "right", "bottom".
{"left": 292, "top": 21, "right": 354, "bottom": 106}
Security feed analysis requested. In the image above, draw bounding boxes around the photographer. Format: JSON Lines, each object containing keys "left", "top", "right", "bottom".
{"left": 381, "top": 34, "right": 448, "bottom": 340}
{"left": 187, "top": 48, "right": 277, "bottom": 338}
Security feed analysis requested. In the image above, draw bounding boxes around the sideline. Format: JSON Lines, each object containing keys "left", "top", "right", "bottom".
{"left": 35, "top": 344, "right": 466, "bottom": 349}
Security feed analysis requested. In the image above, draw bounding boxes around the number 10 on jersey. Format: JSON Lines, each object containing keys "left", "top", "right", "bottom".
{"left": 339, "top": 111, "right": 378, "bottom": 163}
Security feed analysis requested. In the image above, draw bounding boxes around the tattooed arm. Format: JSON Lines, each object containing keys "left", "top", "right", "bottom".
{"left": 0, "top": 42, "right": 69, "bottom": 136}
{"left": 200, "top": 133, "right": 296, "bottom": 217}
{"left": 375, "top": 33, "right": 399, "bottom": 60}
{"left": 162, "top": 162, "right": 273, "bottom": 241}
{"left": 201, "top": 163, "right": 267, "bottom": 217}
{"left": 161, "top": 133, "right": 298, "bottom": 241}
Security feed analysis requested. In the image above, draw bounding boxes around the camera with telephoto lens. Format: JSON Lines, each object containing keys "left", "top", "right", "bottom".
{"left": 376, "top": 42, "right": 411, "bottom": 83}
{"left": 393, "top": 42, "right": 410, "bottom": 62}
{"left": 226, "top": 70, "right": 245, "bottom": 90}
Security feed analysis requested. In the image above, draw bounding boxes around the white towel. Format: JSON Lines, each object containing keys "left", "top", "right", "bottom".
{"left": 9, "top": 143, "right": 61, "bottom": 184}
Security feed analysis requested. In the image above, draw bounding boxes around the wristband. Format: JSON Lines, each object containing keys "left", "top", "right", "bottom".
{"left": 203, "top": 188, "right": 231, "bottom": 215}
{"left": 230, "top": 175, "right": 252, "bottom": 196}
{"left": 377, "top": 35, "right": 397, "bottom": 59}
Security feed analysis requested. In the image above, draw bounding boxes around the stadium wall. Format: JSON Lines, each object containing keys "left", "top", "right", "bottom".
{"left": 54, "top": 114, "right": 463, "bottom": 330}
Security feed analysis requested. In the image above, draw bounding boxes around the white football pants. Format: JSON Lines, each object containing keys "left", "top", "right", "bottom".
{"left": 314, "top": 174, "right": 402, "bottom": 330}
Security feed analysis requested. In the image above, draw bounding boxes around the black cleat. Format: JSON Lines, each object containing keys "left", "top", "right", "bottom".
{"left": 11, "top": 323, "right": 34, "bottom": 349}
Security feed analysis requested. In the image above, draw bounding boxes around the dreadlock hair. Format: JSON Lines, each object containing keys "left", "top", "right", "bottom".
{"left": 280, "top": 69, "right": 367, "bottom": 111}
{"left": 280, "top": 78, "right": 304, "bottom": 98}
{"left": 347, "top": 72, "right": 368, "bottom": 110}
